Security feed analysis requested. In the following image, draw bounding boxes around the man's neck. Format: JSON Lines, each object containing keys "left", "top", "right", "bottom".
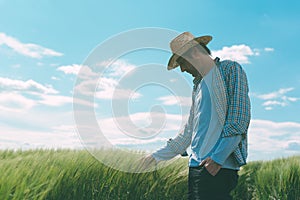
{"left": 194, "top": 55, "right": 215, "bottom": 77}
{"left": 195, "top": 63, "right": 214, "bottom": 77}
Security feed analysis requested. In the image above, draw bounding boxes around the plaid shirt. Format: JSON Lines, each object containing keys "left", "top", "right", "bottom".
{"left": 167, "top": 58, "right": 251, "bottom": 166}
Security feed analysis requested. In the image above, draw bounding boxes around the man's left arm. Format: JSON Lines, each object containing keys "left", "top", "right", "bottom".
{"left": 202, "top": 61, "right": 251, "bottom": 175}
{"left": 222, "top": 61, "right": 251, "bottom": 138}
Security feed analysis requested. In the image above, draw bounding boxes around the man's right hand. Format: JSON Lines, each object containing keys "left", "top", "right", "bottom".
{"left": 199, "top": 157, "right": 221, "bottom": 176}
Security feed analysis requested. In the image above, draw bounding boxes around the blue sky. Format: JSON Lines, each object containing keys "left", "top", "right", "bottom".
{"left": 0, "top": 0, "right": 300, "bottom": 162}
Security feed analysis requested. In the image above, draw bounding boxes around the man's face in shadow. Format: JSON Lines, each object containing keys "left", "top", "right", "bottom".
{"left": 176, "top": 45, "right": 214, "bottom": 78}
{"left": 176, "top": 55, "right": 201, "bottom": 78}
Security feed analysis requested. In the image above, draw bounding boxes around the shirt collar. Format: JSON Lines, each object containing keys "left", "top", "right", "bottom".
{"left": 193, "top": 76, "right": 202, "bottom": 86}
{"left": 214, "top": 57, "right": 220, "bottom": 63}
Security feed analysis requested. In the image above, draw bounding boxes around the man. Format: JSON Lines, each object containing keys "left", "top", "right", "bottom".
{"left": 141, "top": 32, "right": 251, "bottom": 200}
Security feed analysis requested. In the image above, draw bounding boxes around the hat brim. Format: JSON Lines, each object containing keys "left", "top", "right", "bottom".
{"left": 167, "top": 35, "right": 212, "bottom": 70}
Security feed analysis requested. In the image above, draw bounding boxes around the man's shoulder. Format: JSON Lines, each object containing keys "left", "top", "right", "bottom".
{"left": 218, "top": 59, "right": 243, "bottom": 73}
{"left": 219, "top": 59, "right": 241, "bottom": 67}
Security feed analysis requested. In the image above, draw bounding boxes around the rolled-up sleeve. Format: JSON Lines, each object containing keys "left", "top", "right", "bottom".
{"left": 166, "top": 123, "right": 193, "bottom": 155}
{"left": 211, "top": 135, "right": 242, "bottom": 165}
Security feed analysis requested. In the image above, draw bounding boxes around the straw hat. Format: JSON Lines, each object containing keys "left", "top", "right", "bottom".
{"left": 167, "top": 32, "right": 212, "bottom": 70}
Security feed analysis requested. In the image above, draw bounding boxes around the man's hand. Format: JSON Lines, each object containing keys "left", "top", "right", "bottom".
{"left": 199, "top": 157, "right": 221, "bottom": 176}
{"left": 137, "top": 154, "right": 156, "bottom": 172}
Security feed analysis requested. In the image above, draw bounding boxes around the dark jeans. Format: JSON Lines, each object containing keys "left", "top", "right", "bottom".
{"left": 188, "top": 166, "right": 238, "bottom": 200}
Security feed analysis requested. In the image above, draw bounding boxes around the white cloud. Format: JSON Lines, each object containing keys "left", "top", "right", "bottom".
{"left": 264, "top": 107, "right": 273, "bottom": 110}
{"left": 254, "top": 87, "right": 299, "bottom": 110}
{"left": 212, "top": 44, "right": 256, "bottom": 64}
{"left": 52, "top": 124, "right": 76, "bottom": 133}
{"left": 0, "top": 77, "right": 95, "bottom": 113}
{"left": 73, "top": 59, "right": 142, "bottom": 100}
{"left": 253, "top": 48, "right": 260, "bottom": 56}
{"left": 0, "top": 91, "right": 74, "bottom": 112}
{"left": 257, "top": 87, "right": 294, "bottom": 100}
{"left": 0, "top": 103, "right": 81, "bottom": 150}
{"left": 0, "top": 77, "right": 58, "bottom": 94}
{"left": 0, "top": 32, "right": 63, "bottom": 58}
{"left": 51, "top": 76, "right": 60, "bottom": 80}
{"left": 75, "top": 77, "right": 142, "bottom": 100}
{"left": 57, "top": 64, "right": 103, "bottom": 81}
{"left": 98, "top": 112, "right": 186, "bottom": 143}
{"left": 157, "top": 95, "right": 191, "bottom": 107}
{"left": 71, "top": 111, "right": 187, "bottom": 150}
{"left": 0, "top": 92, "right": 36, "bottom": 112}
{"left": 211, "top": 45, "right": 274, "bottom": 64}
{"left": 57, "top": 60, "right": 141, "bottom": 100}
{"left": 57, "top": 64, "right": 82, "bottom": 75}
{"left": 0, "top": 123, "right": 82, "bottom": 150}
{"left": 264, "top": 47, "right": 274, "bottom": 52}
{"left": 96, "top": 59, "right": 136, "bottom": 77}
{"left": 38, "top": 94, "right": 96, "bottom": 107}
{"left": 97, "top": 77, "right": 118, "bottom": 92}
{"left": 37, "top": 94, "right": 73, "bottom": 106}
{"left": 251, "top": 119, "right": 300, "bottom": 131}
{"left": 1, "top": 91, "right": 95, "bottom": 111}
{"left": 248, "top": 119, "right": 300, "bottom": 161}
{"left": 0, "top": 80, "right": 92, "bottom": 150}
{"left": 262, "top": 100, "right": 287, "bottom": 107}
{"left": 95, "top": 60, "right": 141, "bottom": 99}
{"left": 74, "top": 79, "right": 97, "bottom": 96}
{"left": 95, "top": 87, "right": 142, "bottom": 100}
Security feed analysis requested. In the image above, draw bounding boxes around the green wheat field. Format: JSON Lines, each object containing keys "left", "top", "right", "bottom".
{"left": 0, "top": 149, "right": 299, "bottom": 200}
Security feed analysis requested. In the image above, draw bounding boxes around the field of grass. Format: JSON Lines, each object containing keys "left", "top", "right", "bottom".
{"left": 0, "top": 149, "right": 299, "bottom": 200}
